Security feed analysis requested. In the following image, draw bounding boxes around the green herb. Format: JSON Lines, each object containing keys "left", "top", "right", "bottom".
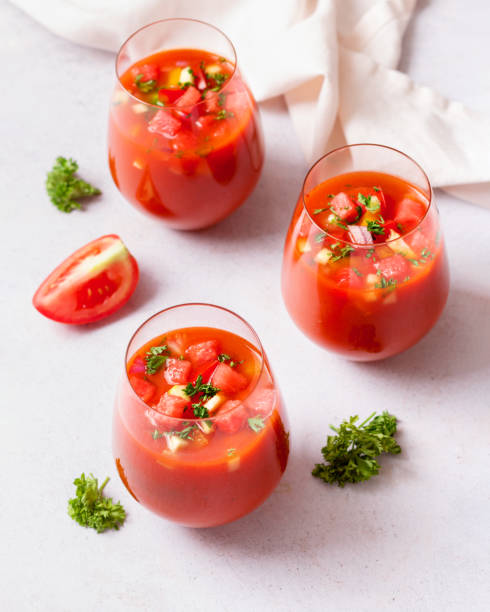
{"left": 407, "top": 258, "right": 420, "bottom": 266}
{"left": 332, "top": 218, "right": 349, "bottom": 230}
{"left": 352, "top": 267, "right": 363, "bottom": 277}
{"left": 374, "top": 276, "right": 397, "bottom": 290}
{"left": 192, "top": 403, "right": 209, "bottom": 418}
{"left": 312, "top": 412, "right": 401, "bottom": 487}
{"left": 216, "top": 109, "right": 234, "bottom": 120}
{"left": 218, "top": 353, "right": 242, "bottom": 368}
{"left": 227, "top": 448, "right": 236, "bottom": 456}
{"left": 152, "top": 424, "right": 198, "bottom": 440}
{"left": 330, "top": 245, "right": 354, "bottom": 262}
{"left": 218, "top": 92, "right": 226, "bottom": 107}
{"left": 219, "top": 57, "right": 226, "bottom": 63}
{"left": 248, "top": 416, "right": 265, "bottom": 432}
{"left": 328, "top": 194, "right": 335, "bottom": 198}
{"left": 313, "top": 208, "right": 329, "bottom": 215}
{"left": 68, "top": 473, "right": 126, "bottom": 533}
{"left": 315, "top": 232, "right": 327, "bottom": 243}
{"left": 358, "top": 193, "right": 381, "bottom": 213}
{"left": 207, "top": 72, "right": 229, "bottom": 90}
{"left": 145, "top": 343, "right": 169, "bottom": 375}
{"left": 396, "top": 222, "right": 404, "bottom": 232}
{"left": 366, "top": 248, "right": 375, "bottom": 259}
{"left": 352, "top": 205, "right": 363, "bottom": 223}
{"left": 135, "top": 73, "right": 157, "bottom": 93}
{"left": 403, "top": 276, "right": 411, "bottom": 283}
{"left": 373, "top": 186, "right": 381, "bottom": 192}
{"left": 367, "top": 220, "right": 385, "bottom": 235}
{"left": 46, "top": 157, "right": 101, "bottom": 213}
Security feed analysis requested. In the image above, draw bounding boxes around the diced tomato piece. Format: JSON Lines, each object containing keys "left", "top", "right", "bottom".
{"left": 176, "top": 85, "right": 201, "bottom": 109}
{"left": 148, "top": 110, "right": 182, "bottom": 137}
{"left": 211, "top": 363, "right": 248, "bottom": 394}
{"left": 194, "top": 360, "right": 219, "bottom": 384}
{"left": 330, "top": 192, "right": 359, "bottom": 223}
{"left": 215, "top": 400, "right": 248, "bottom": 434}
{"left": 375, "top": 254, "right": 411, "bottom": 281}
{"left": 129, "top": 357, "right": 145, "bottom": 375}
{"left": 158, "top": 88, "right": 184, "bottom": 104}
{"left": 172, "top": 130, "right": 199, "bottom": 154}
{"left": 155, "top": 393, "right": 188, "bottom": 418}
{"left": 334, "top": 268, "right": 364, "bottom": 288}
{"left": 394, "top": 198, "right": 426, "bottom": 233}
{"left": 185, "top": 340, "right": 220, "bottom": 366}
{"left": 247, "top": 389, "right": 276, "bottom": 417}
{"left": 164, "top": 358, "right": 192, "bottom": 385}
{"left": 129, "top": 376, "right": 156, "bottom": 403}
{"left": 204, "top": 90, "right": 221, "bottom": 113}
{"left": 139, "top": 63, "right": 159, "bottom": 82}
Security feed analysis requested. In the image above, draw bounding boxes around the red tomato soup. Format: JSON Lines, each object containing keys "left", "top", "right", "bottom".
{"left": 282, "top": 170, "right": 449, "bottom": 360}
{"left": 108, "top": 47, "right": 264, "bottom": 230}
{"left": 114, "top": 326, "right": 289, "bottom": 527}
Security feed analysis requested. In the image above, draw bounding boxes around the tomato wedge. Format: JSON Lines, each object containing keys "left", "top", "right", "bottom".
{"left": 33, "top": 234, "right": 139, "bottom": 324}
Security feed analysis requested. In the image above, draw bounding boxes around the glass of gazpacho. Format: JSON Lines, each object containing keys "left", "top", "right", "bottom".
{"left": 114, "top": 303, "right": 289, "bottom": 527}
{"left": 108, "top": 19, "right": 264, "bottom": 230}
{"left": 282, "top": 144, "right": 449, "bottom": 361}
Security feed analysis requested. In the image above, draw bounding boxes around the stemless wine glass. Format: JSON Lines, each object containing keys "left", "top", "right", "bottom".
{"left": 113, "top": 303, "right": 289, "bottom": 527}
{"left": 282, "top": 144, "right": 450, "bottom": 361}
{"left": 108, "top": 19, "right": 264, "bottom": 230}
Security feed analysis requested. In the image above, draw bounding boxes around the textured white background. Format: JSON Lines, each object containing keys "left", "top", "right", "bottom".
{"left": 1, "top": 1, "right": 490, "bottom": 611}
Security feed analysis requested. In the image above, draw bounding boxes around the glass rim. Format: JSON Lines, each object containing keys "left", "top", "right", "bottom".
{"left": 124, "top": 302, "right": 265, "bottom": 422}
{"left": 301, "top": 143, "right": 434, "bottom": 248}
{"left": 115, "top": 17, "right": 238, "bottom": 110}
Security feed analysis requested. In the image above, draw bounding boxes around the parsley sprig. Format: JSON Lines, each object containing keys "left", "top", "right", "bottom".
{"left": 218, "top": 353, "right": 243, "bottom": 368}
{"left": 312, "top": 412, "right": 401, "bottom": 487}
{"left": 366, "top": 220, "right": 385, "bottom": 235}
{"left": 46, "top": 157, "right": 101, "bottom": 213}
{"left": 68, "top": 474, "right": 126, "bottom": 533}
{"left": 184, "top": 375, "right": 220, "bottom": 418}
{"left": 145, "top": 342, "right": 169, "bottom": 375}
{"left": 135, "top": 74, "right": 157, "bottom": 93}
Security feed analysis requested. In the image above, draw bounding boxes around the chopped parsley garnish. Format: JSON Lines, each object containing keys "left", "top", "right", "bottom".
{"left": 373, "top": 186, "right": 381, "bottom": 192}
{"left": 145, "top": 342, "right": 169, "bottom": 375}
{"left": 352, "top": 267, "right": 363, "bottom": 277}
{"left": 248, "top": 416, "right": 265, "bottom": 432}
{"left": 352, "top": 205, "right": 363, "bottom": 223}
{"left": 216, "top": 109, "right": 234, "bottom": 120}
{"left": 227, "top": 448, "right": 236, "bottom": 456}
{"left": 46, "top": 157, "right": 101, "bottom": 213}
{"left": 135, "top": 74, "right": 157, "bottom": 93}
{"left": 218, "top": 92, "right": 226, "bottom": 107}
{"left": 366, "top": 220, "right": 385, "bottom": 235}
{"left": 218, "top": 353, "right": 242, "bottom": 368}
{"left": 152, "top": 423, "right": 198, "bottom": 440}
{"left": 366, "top": 248, "right": 375, "bottom": 259}
{"left": 68, "top": 473, "right": 126, "bottom": 533}
{"left": 313, "top": 207, "right": 329, "bottom": 215}
{"left": 184, "top": 375, "right": 220, "bottom": 418}
{"left": 207, "top": 72, "right": 229, "bottom": 91}
{"left": 315, "top": 232, "right": 327, "bottom": 243}
{"left": 375, "top": 276, "right": 397, "bottom": 290}
{"left": 358, "top": 193, "right": 381, "bottom": 213}
{"left": 312, "top": 412, "right": 401, "bottom": 487}
{"left": 330, "top": 245, "right": 354, "bottom": 262}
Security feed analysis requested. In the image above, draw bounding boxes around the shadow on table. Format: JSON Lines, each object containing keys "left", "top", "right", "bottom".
{"left": 354, "top": 286, "right": 490, "bottom": 380}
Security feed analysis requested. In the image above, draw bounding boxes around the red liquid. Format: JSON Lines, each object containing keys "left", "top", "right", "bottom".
{"left": 113, "top": 327, "right": 289, "bottom": 527}
{"left": 108, "top": 49, "right": 264, "bottom": 230}
{"left": 282, "top": 171, "right": 449, "bottom": 360}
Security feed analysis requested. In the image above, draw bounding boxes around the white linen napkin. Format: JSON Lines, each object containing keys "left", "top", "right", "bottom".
{"left": 11, "top": 0, "right": 490, "bottom": 207}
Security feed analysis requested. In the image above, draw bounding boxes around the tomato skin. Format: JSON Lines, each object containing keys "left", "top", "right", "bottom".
{"left": 32, "top": 234, "right": 139, "bottom": 324}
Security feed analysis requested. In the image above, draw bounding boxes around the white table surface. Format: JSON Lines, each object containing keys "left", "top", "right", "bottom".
{"left": 2, "top": 1, "right": 490, "bottom": 611}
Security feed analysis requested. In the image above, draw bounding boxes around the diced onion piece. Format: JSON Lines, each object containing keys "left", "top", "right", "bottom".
{"left": 314, "top": 248, "right": 332, "bottom": 265}
{"left": 387, "top": 229, "right": 416, "bottom": 259}
{"left": 204, "top": 392, "right": 226, "bottom": 414}
{"left": 198, "top": 420, "right": 214, "bottom": 435}
{"left": 205, "top": 64, "right": 222, "bottom": 75}
{"left": 132, "top": 103, "right": 147, "bottom": 114}
{"left": 133, "top": 160, "right": 144, "bottom": 170}
{"left": 227, "top": 456, "right": 241, "bottom": 472}
{"left": 178, "top": 66, "right": 194, "bottom": 85}
{"left": 168, "top": 385, "right": 191, "bottom": 401}
{"left": 348, "top": 225, "right": 373, "bottom": 245}
{"left": 297, "top": 237, "right": 311, "bottom": 253}
{"left": 165, "top": 434, "right": 189, "bottom": 453}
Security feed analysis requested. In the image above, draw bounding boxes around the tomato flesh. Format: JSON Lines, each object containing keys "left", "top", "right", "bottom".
{"left": 32, "top": 234, "right": 139, "bottom": 324}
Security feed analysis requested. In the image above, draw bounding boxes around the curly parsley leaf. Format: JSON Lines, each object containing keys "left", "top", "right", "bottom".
{"left": 135, "top": 73, "right": 157, "bottom": 93}
{"left": 46, "top": 157, "right": 101, "bottom": 213}
{"left": 68, "top": 473, "right": 126, "bottom": 533}
{"left": 366, "top": 220, "right": 385, "bottom": 235}
{"left": 184, "top": 375, "right": 220, "bottom": 418}
{"left": 312, "top": 412, "right": 401, "bottom": 487}
{"left": 145, "top": 343, "right": 169, "bottom": 375}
